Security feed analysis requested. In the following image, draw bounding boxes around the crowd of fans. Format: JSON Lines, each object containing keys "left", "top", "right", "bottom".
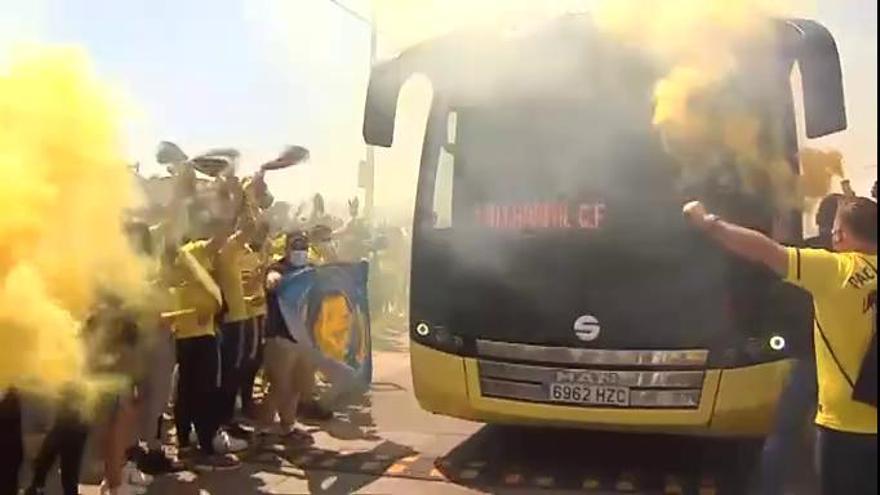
{"left": 0, "top": 144, "right": 410, "bottom": 495}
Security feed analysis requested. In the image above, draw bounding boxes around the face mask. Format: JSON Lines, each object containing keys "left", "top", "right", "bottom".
{"left": 289, "top": 250, "right": 309, "bottom": 267}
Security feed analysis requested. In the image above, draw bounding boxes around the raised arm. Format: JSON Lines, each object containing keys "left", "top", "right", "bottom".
{"left": 683, "top": 201, "right": 788, "bottom": 276}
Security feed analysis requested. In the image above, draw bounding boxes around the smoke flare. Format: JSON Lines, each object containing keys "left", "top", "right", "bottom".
{"left": 593, "top": 0, "right": 813, "bottom": 208}
{"left": 0, "top": 45, "right": 147, "bottom": 399}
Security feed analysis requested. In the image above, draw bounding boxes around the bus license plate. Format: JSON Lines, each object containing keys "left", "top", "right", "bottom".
{"left": 548, "top": 383, "right": 630, "bottom": 406}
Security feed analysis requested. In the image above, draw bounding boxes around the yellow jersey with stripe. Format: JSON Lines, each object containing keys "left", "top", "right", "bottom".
{"left": 785, "top": 247, "right": 877, "bottom": 434}
{"left": 216, "top": 235, "right": 250, "bottom": 323}
{"left": 167, "top": 240, "right": 221, "bottom": 339}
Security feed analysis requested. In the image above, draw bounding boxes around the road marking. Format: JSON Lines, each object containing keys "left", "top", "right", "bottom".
{"left": 385, "top": 463, "right": 407, "bottom": 475}
{"left": 246, "top": 445, "right": 732, "bottom": 493}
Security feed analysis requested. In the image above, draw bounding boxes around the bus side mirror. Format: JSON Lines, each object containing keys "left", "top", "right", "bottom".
{"left": 783, "top": 19, "right": 847, "bottom": 138}
{"left": 363, "top": 62, "right": 405, "bottom": 147}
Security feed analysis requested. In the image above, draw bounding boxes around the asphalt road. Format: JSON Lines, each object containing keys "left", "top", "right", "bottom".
{"left": 37, "top": 328, "right": 811, "bottom": 495}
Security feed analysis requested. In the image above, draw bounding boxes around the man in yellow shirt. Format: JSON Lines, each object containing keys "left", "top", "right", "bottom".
{"left": 165, "top": 220, "right": 245, "bottom": 471}
{"left": 684, "top": 196, "right": 877, "bottom": 495}
{"left": 238, "top": 222, "right": 271, "bottom": 419}
{"left": 215, "top": 228, "right": 257, "bottom": 435}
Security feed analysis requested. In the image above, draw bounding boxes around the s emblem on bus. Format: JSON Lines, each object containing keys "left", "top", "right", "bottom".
{"left": 573, "top": 314, "right": 600, "bottom": 342}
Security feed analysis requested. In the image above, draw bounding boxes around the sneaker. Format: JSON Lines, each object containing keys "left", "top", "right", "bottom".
{"left": 138, "top": 448, "right": 185, "bottom": 475}
{"left": 99, "top": 479, "right": 147, "bottom": 495}
{"left": 212, "top": 430, "right": 249, "bottom": 454}
{"left": 193, "top": 452, "right": 241, "bottom": 472}
{"left": 122, "top": 461, "right": 154, "bottom": 486}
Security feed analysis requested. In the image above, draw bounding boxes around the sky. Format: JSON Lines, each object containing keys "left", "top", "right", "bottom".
{"left": 0, "top": 0, "right": 876, "bottom": 219}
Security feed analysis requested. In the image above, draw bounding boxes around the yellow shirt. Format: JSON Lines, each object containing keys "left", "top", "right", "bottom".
{"left": 241, "top": 245, "right": 268, "bottom": 318}
{"left": 785, "top": 247, "right": 877, "bottom": 434}
{"left": 270, "top": 234, "right": 287, "bottom": 262}
{"left": 216, "top": 235, "right": 250, "bottom": 323}
{"left": 309, "top": 243, "right": 338, "bottom": 265}
{"left": 167, "top": 240, "right": 221, "bottom": 339}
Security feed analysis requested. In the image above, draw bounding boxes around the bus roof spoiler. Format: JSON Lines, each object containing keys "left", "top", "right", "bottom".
{"left": 781, "top": 19, "right": 847, "bottom": 138}
{"left": 363, "top": 18, "right": 848, "bottom": 147}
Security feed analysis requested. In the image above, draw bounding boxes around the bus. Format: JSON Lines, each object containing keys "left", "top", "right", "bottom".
{"left": 362, "top": 15, "right": 847, "bottom": 436}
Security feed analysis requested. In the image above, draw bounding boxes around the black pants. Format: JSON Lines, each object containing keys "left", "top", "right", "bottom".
{"left": 816, "top": 425, "right": 877, "bottom": 495}
{"left": 0, "top": 390, "right": 23, "bottom": 495}
{"left": 239, "top": 316, "right": 265, "bottom": 413}
{"left": 29, "top": 410, "right": 89, "bottom": 495}
{"left": 218, "top": 320, "right": 249, "bottom": 425}
{"left": 175, "top": 335, "right": 220, "bottom": 454}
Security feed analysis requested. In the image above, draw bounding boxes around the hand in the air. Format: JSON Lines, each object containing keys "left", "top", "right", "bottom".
{"left": 683, "top": 201, "right": 711, "bottom": 229}
{"left": 266, "top": 270, "right": 282, "bottom": 290}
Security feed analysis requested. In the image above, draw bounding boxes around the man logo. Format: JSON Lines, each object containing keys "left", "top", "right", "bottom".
{"left": 574, "top": 314, "right": 600, "bottom": 342}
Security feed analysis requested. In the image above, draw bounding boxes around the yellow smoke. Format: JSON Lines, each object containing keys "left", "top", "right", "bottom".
{"left": 254, "top": 0, "right": 824, "bottom": 216}
{"left": 0, "top": 45, "right": 147, "bottom": 399}
{"left": 368, "top": 0, "right": 818, "bottom": 210}
{"left": 593, "top": 0, "right": 811, "bottom": 207}
{"left": 800, "top": 147, "right": 845, "bottom": 198}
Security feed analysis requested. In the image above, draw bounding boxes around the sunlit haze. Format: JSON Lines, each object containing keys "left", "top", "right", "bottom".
{"left": 0, "top": 0, "right": 875, "bottom": 221}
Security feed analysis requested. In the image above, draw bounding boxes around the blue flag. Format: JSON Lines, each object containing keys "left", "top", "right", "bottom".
{"left": 276, "top": 261, "right": 372, "bottom": 406}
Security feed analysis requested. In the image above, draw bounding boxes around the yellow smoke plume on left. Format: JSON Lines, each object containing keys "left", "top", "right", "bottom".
{"left": 0, "top": 45, "right": 148, "bottom": 401}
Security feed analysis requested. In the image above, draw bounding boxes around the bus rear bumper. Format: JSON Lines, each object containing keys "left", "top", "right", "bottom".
{"left": 410, "top": 341, "right": 792, "bottom": 437}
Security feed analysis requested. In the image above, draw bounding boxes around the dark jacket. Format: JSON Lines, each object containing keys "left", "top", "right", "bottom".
{"left": 265, "top": 260, "right": 312, "bottom": 342}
